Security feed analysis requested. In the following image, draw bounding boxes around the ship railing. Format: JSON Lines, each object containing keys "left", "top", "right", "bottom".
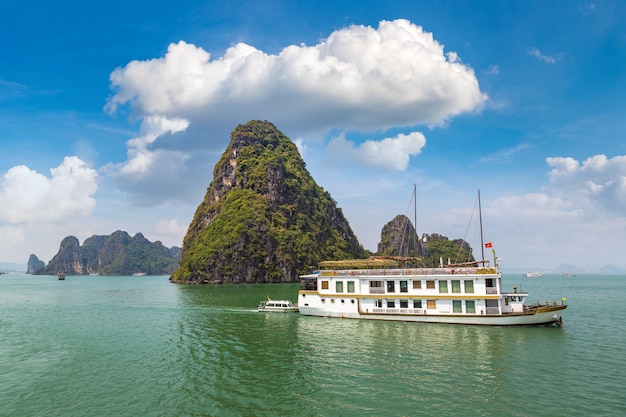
{"left": 320, "top": 267, "right": 498, "bottom": 277}
{"left": 369, "top": 287, "right": 385, "bottom": 294}
{"left": 486, "top": 287, "right": 498, "bottom": 294}
{"left": 485, "top": 307, "right": 500, "bottom": 315}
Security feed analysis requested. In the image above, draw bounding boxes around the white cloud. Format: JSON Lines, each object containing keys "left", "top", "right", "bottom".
{"left": 0, "top": 157, "right": 98, "bottom": 224}
{"left": 483, "top": 65, "right": 499, "bottom": 75}
{"left": 546, "top": 154, "right": 626, "bottom": 213}
{"left": 479, "top": 190, "right": 622, "bottom": 270}
{"left": 528, "top": 48, "right": 565, "bottom": 64}
{"left": 119, "top": 115, "right": 190, "bottom": 176}
{"left": 478, "top": 143, "right": 530, "bottom": 164}
{"left": 328, "top": 131, "right": 426, "bottom": 170}
{"left": 108, "top": 20, "right": 486, "bottom": 131}
{"left": 155, "top": 218, "right": 187, "bottom": 242}
{"left": 104, "top": 19, "right": 486, "bottom": 205}
{"left": 0, "top": 226, "right": 25, "bottom": 250}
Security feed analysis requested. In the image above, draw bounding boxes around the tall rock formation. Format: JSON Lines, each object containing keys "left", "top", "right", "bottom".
{"left": 26, "top": 254, "right": 45, "bottom": 274}
{"left": 377, "top": 215, "right": 426, "bottom": 257}
{"left": 41, "top": 236, "right": 84, "bottom": 275}
{"left": 171, "top": 120, "right": 366, "bottom": 284}
{"left": 377, "top": 216, "right": 476, "bottom": 266}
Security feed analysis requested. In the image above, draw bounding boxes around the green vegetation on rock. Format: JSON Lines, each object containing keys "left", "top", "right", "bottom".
{"left": 421, "top": 233, "right": 475, "bottom": 267}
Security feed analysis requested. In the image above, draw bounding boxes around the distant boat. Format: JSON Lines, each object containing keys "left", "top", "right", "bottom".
{"left": 562, "top": 272, "right": 576, "bottom": 277}
{"left": 133, "top": 272, "right": 147, "bottom": 276}
{"left": 257, "top": 298, "right": 299, "bottom": 312}
{"left": 57, "top": 271, "right": 66, "bottom": 280}
{"left": 523, "top": 272, "right": 543, "bottom": 278}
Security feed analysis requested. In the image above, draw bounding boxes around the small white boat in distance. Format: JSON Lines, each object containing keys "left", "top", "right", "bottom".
{"left": 257, "top": 299, "right": 299, "bottom": 312}
{"left": 523, "top": 272, "right": 543, "bottom": 278}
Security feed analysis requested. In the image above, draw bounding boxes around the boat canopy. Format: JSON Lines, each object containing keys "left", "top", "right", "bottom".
{"left": 318, "top": 256, "right": 422, "bottom": 270}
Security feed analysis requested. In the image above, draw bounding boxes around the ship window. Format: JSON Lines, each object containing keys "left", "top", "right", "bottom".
{"left": 451, "top": 280, "right": 461, "bottom": 293}
{"left": 464, "top": 280, "right": 474, "bottom": 293}
{"left": 387, "top": 281, "right": 395, "bottom": 292}
{"left": 426, "top": 280, "right": 435, "bottom": 289}
{"left": 413, "top": 280, "right": 422, "bottom": 289}
{"left": 400, "top": 300, "right": 408, "bottom": 308}
{"left": 439, "top": 281, "right": 448, "bottom": 293}
{"left": 375, "top": 299, "right": 383, "bottom": 308}
{"left": 427, "top": 300, "right": 436, "bottom": 309}
{"left": 413, "top": 300, "right": 422, "bottom": 309}
{"left": 400, "top": 280, "right": 408, "bottom": 293}
{"left": 387, "top": 300, "right": 395, "bottom": 308}
{"left": 453, "top": 300, "right": 462, "bottom": 313}
{"left": 321, "top": 281, "right": 329, "bottom": 290}
{"left": 336, "top": 281, "right": 343, "bottom": 293}
{"left": 371, "top": 281, "right": 383, "bottom": 288}
{"left": 347, "top": 281, "right": 355, "bottom": 293}
{"left": 466, "top": 300, "right": 475, "bottom": 313}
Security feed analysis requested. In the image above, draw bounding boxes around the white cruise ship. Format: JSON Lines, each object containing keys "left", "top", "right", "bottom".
{"left": 298, "top": 256, "right": 566, "bottom": 326}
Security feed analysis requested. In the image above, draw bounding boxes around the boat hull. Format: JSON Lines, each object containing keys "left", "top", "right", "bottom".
{"left": 257, "top": 307, "right": 299, "bottom": 313}
{"left": 298, "top": 295, "right": 565, "bottom": 326}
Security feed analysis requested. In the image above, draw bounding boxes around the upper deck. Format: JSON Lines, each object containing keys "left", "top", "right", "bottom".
{"left": 309, "top": 257, "right": 499, "bottom": 279}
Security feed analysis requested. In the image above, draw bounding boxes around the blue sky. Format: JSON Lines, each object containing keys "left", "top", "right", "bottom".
{"left": 1, "top": 0, "right": 625, "bottom": 272}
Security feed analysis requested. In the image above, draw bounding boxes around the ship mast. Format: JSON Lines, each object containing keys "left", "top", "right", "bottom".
{"left": 413, "top": 183, "right": 418, "bottom": 253}
{"left": 478, "top": 189, "right": 485, "bottom": 261}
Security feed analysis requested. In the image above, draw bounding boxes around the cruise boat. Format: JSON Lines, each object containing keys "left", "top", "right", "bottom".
{"left": 523, "top": 272, "right": 543, "bottom": 278}
{"left": 298, "top": 257, "right": 566, "bottom": 326}
{"left": 257, "top": 298, "right": 299, "bottom": 312}
{"left": 297, "top": 189, "right": 567, "bottom": 326}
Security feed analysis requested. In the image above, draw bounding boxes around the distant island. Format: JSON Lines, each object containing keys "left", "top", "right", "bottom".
{"left": 32, "top": 231, "right": 181, "bottom": 276}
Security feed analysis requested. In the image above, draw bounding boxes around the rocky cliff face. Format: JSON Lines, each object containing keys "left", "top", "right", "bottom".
{"left": 377, "top": 214, "right": 427, "bottom": 257}
{"left": 37, "top": 231, "right": 181, "bottom": 275}
{"left": 376, "top": 216, "right": 476, "bottom": 266}
{"left": 26, "top": 254, "right": 45, "bottom": 274}
{"left": 171, "top": 120, "right": 366, "bottom": 284}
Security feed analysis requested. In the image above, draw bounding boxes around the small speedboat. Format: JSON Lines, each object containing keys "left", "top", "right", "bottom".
{"left": 257, "top": 298, "right": 299, "bottom": 312}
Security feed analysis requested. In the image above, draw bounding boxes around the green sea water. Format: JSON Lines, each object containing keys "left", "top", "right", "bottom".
{"left": 1, "top": 273, "right": 624, "bottom": 417}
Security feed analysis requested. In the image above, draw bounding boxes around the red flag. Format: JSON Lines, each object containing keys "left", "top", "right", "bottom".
{"left": 484, "top": 242, "right": 493, "bottom": 248}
